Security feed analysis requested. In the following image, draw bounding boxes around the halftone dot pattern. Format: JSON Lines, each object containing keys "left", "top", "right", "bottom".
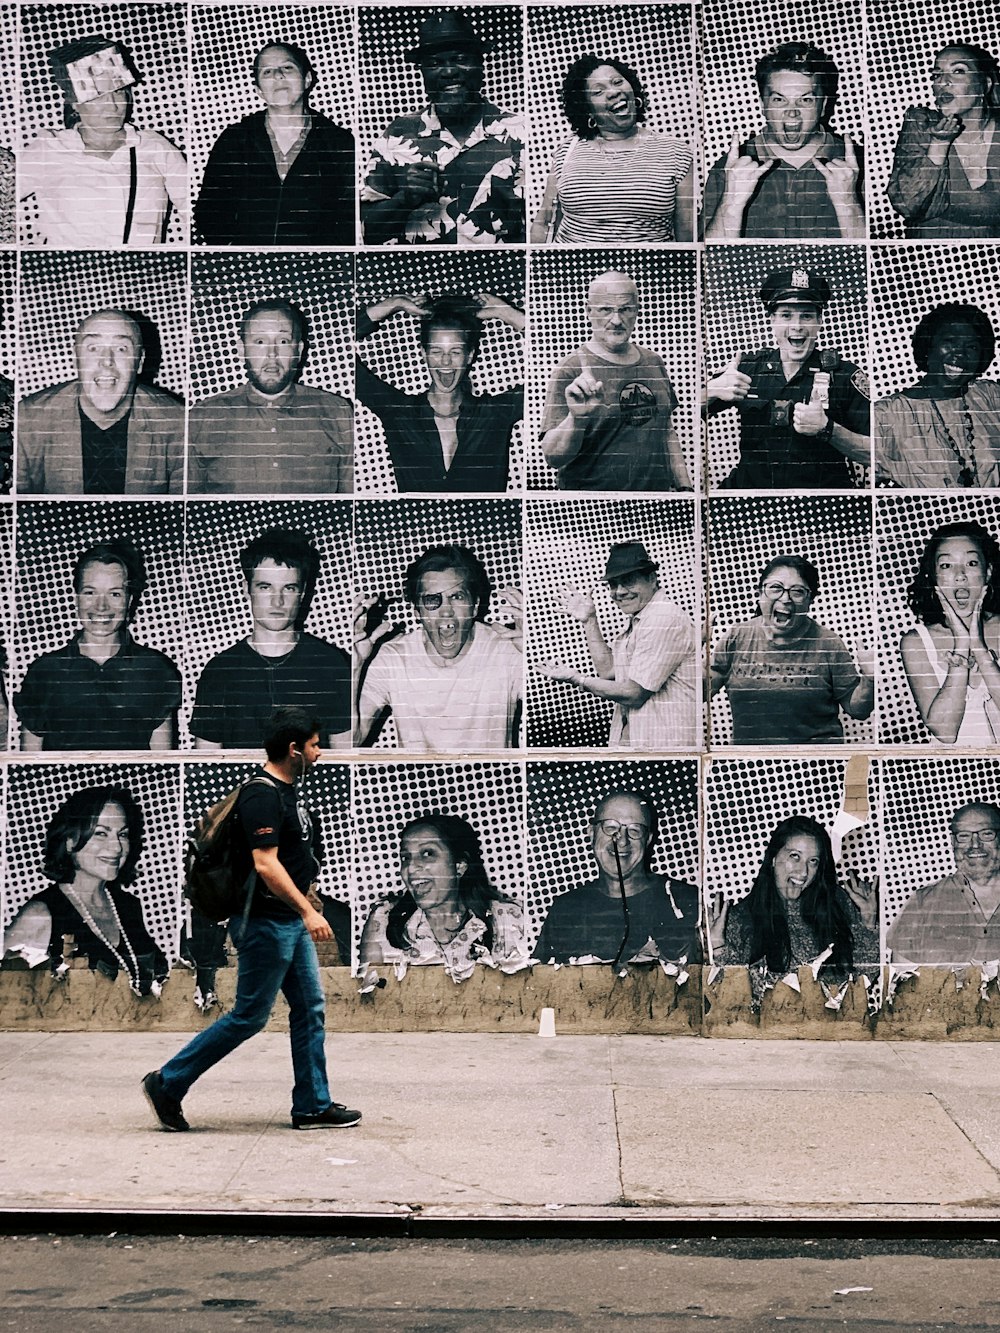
{"left": 357, "top": 5, "right": 524, "bottom": 172}
{"left": 525, "top": 758, "right": 699, "bottom": 944}
{"left": 354, "top": 497, "right": 522, "bottom": 751}
{"left": 0, "top": 250, "right": 15, "bottom": 381}
{"left": 698, "top": 0, "right": 866, "bottom": 192}
{"left": 702, "top": 243, "right": 870, "bottom": 488}
{"left": 19, "top": 3, "right": 189, "bottom": 245}
{"left": 2, "top": 760, "right": 183, "bottom": 961}
{"left": 867, "top": 0, "right": 1000, "bottom": 241}
{"left": 0, "top": 504, "right": 13, "bottom": 748}
{"left": 525, "top": 4, "right": 696, "bottom": 223}
{"left": 526, "top": 247, "right": 698, "bottom": 491}
{"left": 707, "top": 494, "right": 875, "bottom": 745}
{"left": 875, "top": 492, "right": 1000, "bottom": 745}
{"left": 0, "top": 6, "right": 18, "bottom": 154}
{"left": 355, "top": 249, "right": 526, "bottom": 493}
{"left": 881, "top": 756, "right": 1000, "bottom": 924}
{"left": 869, "top": 243, "right": 1000, "bottom": 399}
{"left": 9, "top": 500, "right": 185, "bottom": 730}
{"left": 190, "top": 252, "right": 354, "bottom": 407}
{"left": 183, "top": 757, "right": 352, "bottom": 941}
{"left": 524, "top": 496, "right": 699, "bottom": 749}
{"left": 183, "top": 500, "right": 354, "bottom": 742}
{"left": 352, "top": 760, "right": 525, "bottom": 956}
{"left": 17, "top": 251, "right": 188, "bottom": 400}
{"left": 189, "top": 3, "right": 356, "bottom": 232}
{"left": 704, "top": 756, "right": 879, "bottom": 907}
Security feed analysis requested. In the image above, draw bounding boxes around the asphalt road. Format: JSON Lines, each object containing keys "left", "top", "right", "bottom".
{"left": 3, "top": 1235, "right": 1000, "bottom": 1330}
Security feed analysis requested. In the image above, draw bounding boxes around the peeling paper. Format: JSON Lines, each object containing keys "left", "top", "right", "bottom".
{"left": 820, "top": 977, "right": 851, "bottom": 1011}
{"left": 884, "top": 963, "right": 919, "bottom": 1009}
{"left": 193, "top": 987, "right": 219, "bottom": 1013}
{"left": 834, "top": 1287, "right": 873, "bottom": 1296}
{"left": 707, "top": 963, "right": 724, "bottom": 986}
{"left": 981, "top": 959, "right": 1000, "bottom": 1000}
{"left": 809, "top": 944, "right": 835, "bottom": 981}
{"left": 779, "top": 970, "right": 801, "bottom": 993}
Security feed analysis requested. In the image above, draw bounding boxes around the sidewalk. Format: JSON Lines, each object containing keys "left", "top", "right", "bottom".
{"left": 3, "top": 1031, "right": 1000, "bottom": 1228}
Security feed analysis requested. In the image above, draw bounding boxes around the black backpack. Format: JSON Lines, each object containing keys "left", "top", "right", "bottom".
{"left": 184, "top": 775, "right": 279, "bottom": 926}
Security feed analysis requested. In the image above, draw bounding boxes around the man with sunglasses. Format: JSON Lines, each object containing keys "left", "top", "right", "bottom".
{"left": 888, "top": 802, "right": 1000, "bottom": 966}
{"left": 354, "top": 541, "right": 522, "bottom": 751}
{"left": 532, "top": 788, "right": 699, "bottom": 966}
{"left": 537, "top": 541, "right": 697, "bottom": 749}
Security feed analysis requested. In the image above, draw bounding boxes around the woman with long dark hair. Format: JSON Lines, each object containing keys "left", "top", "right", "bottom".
{"left": 359, "top": 813, "right": 527, "bottom": 983}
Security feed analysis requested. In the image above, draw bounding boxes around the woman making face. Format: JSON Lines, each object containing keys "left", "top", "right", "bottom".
{"left": 710, "top": 555, "right": 875, "bottom": 745}
{"left": 888, "top": 43, "right": 1000, "bottom": 239}
{"left": 2, "top": 784, "right": 167, "bottom": 994}
{"left": 531, "top": 53, "right": 694, "bottom": 245}
{"left": 358, "top": 813, "right": 526, "bottom": 983}
{"left": 900, "top": 520, "right": 1000, "bottom": 744}
{"left": 875, "top": 302, "right": 1000, "bottom": 488}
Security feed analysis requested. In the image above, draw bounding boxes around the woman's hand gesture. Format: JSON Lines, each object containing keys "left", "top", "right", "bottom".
{"left": 841, "top": 870, "right": 878, "bottom": 930}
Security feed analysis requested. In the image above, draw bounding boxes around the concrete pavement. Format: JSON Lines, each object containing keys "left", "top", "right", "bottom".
{"left": 3, "top": 1032, "right": 1000, "bottom": 1227}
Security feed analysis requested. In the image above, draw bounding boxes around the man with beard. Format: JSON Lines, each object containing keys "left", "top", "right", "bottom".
{"left": 540, "top": 270, "right": 690, "bottom": 491}
{"left": 888, "top": 802, "right": 1000, "bottom": 966}
{"left": 188, "top": 298, "right": 353, "bottom": 494}
{"left": 361, "top": 11, "right": 524, "bottom": 245}
{"left": 532, "top": 789, "right": 700, "bottom": 966}
{"left": 17, "top": 308, "right": 183, "bottom": 494}
{"left": 190, "top": 527, "right": 351, "bottom": 750}
{"left": 704, "top": 267, "right": 870, "bottom": 489}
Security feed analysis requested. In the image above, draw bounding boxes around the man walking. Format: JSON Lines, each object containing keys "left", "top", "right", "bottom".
{"left": 142, "top": 706, "right": 360, "bottom": 1131}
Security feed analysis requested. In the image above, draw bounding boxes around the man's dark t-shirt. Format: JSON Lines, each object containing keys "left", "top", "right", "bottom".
{"left": 237, "top": 773, "right": 320, "bottom": 919}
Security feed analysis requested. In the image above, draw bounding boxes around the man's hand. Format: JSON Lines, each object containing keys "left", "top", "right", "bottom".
{"left": 707, "top": 354, "right": 753, "bottom": 404}
{"left": 353, "top": 595, "right": 398, "bottom": 666}
{"left": 555, "top": 585, "right": 597, "bottom": 624}
{"left": 367, "top": 292, "right": 429, "bottom": 323}
{"left": 718, "top": 131, "right": 775, "bottom": 209}
{"left": 565, "top": 368, "right": 605, "bottom": 419}
{"left": 491, "top": 587, "right": 523, "bottom": 651}
{"left": 792, "top": 399, "right": 829, "bottom": 435}
{"left": 815, "top": 133, "right": 860, "bottom": 211}
{"left": 397, "top": 163, "right": 442, "bottom": 206}
{"left": 535, "top": 661, "right": 577, "bottom": 684}
{"left": 302, "top": 908, "right": 333, "bottom": 943}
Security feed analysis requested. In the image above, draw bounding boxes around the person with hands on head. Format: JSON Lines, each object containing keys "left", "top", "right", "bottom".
{"left": 143, "top": 706, "right": 362, "bottom": 1134}
{"left": 355, "top": 289, "right": 523, "bottom": 492}
{"left": 536, "top": 540, "right": 697, "bottom": 749}
{"left": 704, "top": 267, "right": 870, "bottom": 490}
{"left": 361, "top": 10, "right": 524, "bottom": 246}
{"left": 888, "top": 44, "right": 1000, "bottom": 239}
{"left": 702, "top": 41, "right": 864, "bottom": 240}
{"left": 900, "top": 521, "right": 1000, "bottom": 745}
{"left": 540, "top": 270, "right": 690, "bottom": 491}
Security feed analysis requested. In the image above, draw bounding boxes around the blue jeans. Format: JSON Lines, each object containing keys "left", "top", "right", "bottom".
{"left": 160, "top": 915, "right": 330, "bottom": 1118}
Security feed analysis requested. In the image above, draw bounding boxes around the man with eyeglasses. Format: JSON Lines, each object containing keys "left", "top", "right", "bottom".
{"left": 888, "top": 802, "right": 1000, "bottom": 966}
{"left": 188, "top": 298, "right": 354, "bottom": 495}
{"left": 354, "top": 541, "right": 522, "bottom": 751}
{"left": 540, "top": 270, "right": 690, "bottom": 491}
{"left": 702, "top": 41, "right": 864, "bottom": 239}
{"left": 536, "top": 540, "right": 697, "bottom": 749}
{"left": 361, "top": 11, "right": 524, "bottom": 245}
{"left": 532, "top": 789, "right": 699, "bottom": 966}
{"left": 704, "top": 267, "right": 871, "bottom": 489}
{"left": 354, "top": 290, "right": 524, "bottom": 491}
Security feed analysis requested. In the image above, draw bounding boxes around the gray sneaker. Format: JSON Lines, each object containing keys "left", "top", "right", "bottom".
{"left": 292, "top": 1102, "right": 362, "bottom": 1129}
{"left": 142, "top": 1070, "right": 190, "bottom": 1132}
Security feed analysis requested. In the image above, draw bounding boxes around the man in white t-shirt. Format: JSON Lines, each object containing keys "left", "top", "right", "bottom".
{"left": 354, "top": 542, "right": 522, "bottom": 752}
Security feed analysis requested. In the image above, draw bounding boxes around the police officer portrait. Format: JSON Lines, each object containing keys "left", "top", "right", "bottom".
{"left": 16, "top": 251, "right": 187, "bottom": 496}
{"left": 184, "top": 502, "right": 353, "bottom": 753}
{"left": 529, "top": 248, "right": 698, "bottom": 493}
{"left": 703, "top": 248, "right": 870, "bottom": 491}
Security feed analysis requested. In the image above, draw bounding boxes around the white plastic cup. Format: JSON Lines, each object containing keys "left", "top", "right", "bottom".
{"left": 538, "top": 1006, "right": 556, "bottom": 1038}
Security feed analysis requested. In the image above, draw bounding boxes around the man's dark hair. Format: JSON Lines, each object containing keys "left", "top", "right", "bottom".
{"left": 263, "top": 706, "right": 322, "bottom": 761}
{"left": 418, "top": 294, "right": 483, "bottom": 361}
{"left": 240, "top": 297, "right": 308, "bottom": 347}
{"left": 907, "top": 521, "right": 1000, "bottom": 626}
{"left": 911, "top": 302, "right": 996, "bottom": 375}
{"left": 252, "top": 40, "right": 315, "bottom": 91}
{"left": 72, "top": 539, "right": 147, "bottom": 623}
{"left": 754, "top": 41, "right": 839, "bottom": 112}
{"left": 560, "top": 54, "right": 649, "bottom": 140}
{"left": 43, "top": 784, "right": 144, "bottom": 887}
{"left": 239, "top": 527, "right": 321, "bottom": 629}
{"left": 404, "top": 543, "right": 492, "bottom": 614}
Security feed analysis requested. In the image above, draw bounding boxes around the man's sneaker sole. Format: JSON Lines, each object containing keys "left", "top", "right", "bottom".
{"left": 142, "top": 1070, "right": 189, "bottom": 1132}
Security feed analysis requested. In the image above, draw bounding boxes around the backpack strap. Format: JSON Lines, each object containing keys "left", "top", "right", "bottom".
{"left": 233, "top": 772, "right": 282, "bottom": 935}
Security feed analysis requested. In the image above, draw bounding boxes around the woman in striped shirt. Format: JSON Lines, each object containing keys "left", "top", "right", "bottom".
{"left": 531, "top": 54, "right": 693, "bottom": 245}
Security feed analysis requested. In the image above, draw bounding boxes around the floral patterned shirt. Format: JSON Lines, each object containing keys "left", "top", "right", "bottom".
{"left": 362, "top": 101, "right": 524, "bottom": 245}
{"left": 359, "top": 896, "right": 529, "bottom": 986}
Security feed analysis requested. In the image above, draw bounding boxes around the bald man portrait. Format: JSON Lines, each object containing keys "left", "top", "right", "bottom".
{"left": 17, "top": 308, "right": 183, "bottom": 494}
{"left": 539, "top": 270, "right": 690, "bottom": 491}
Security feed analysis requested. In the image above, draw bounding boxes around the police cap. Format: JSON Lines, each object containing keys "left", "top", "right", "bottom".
{"left": 758, "top": 268, "right": 831, "bottom": 311}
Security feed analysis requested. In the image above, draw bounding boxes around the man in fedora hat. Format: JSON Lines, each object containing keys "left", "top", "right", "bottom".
{"left": 536, "top": 541, "right": 697, "bottom": 750}
{"left": 361, "top": 10, "right": 524, "bottom": 245}
{"left": 704, "top": 265, "right": 870, "bottom": 489}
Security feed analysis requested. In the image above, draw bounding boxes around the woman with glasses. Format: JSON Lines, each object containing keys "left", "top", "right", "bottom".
{"left": 901, "top": 520, "right": 1000, "bottom": 744}
{"left": 358, "top": 812, "right": 527, "bottom": 984}
{"left": 708, "top": 815, "right": 878, "bottom": 1000}
{"left": 710, "top": 554, "right": 874, "bottom": 744}
{"left": 354, "top": 291, "right": 524, "bottom": 492}
{"left": 888, "top": 44, "right": 1000, "bottom": 238}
